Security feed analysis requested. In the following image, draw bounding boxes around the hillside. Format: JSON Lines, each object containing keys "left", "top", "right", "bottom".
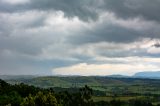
{"left": 5, "top": 76, "right": 160, "bottom": 87}
{"left": 134, "top": 71, "right": 160, "bottom": 78}
{"left": 1, "top": 79, "right": 160, "bottom": 106}
{"left": 3, "top": 76, "right": 160, "bottom": 95}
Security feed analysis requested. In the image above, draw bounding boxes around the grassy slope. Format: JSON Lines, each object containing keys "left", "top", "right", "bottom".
{"left": 5, "top": 76, "right": 160, "bottom": 95}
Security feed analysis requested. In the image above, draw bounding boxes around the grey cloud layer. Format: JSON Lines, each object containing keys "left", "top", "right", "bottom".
{"left": 1, "top": 0, "right": 160, "bottom": 21}
{"left": 102, "top": 0, "right": 160, "bottom": 21}
{"left": 0, "top": 0, "right": 99, "bottom": 21}
{"left": 1, "top": 0, "right": 160, "bottom": 75}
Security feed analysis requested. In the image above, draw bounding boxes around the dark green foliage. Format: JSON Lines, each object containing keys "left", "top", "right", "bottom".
{"left": 54, "top": 85, "right": 94, "bottom": 106}
{"left": 94, "top": 100, "right": 154, "bottom": 106}
{"left": 0, "top": 79, "right": 94, "bottom": 106}
{"left": 21, "top": 94, "right": 35, "bottom": 106}
{"left": 157, "top": 104, "right": 160, "bottom": 106}
{"left": 0, "top": 91, "right": 22, "bottom": 106}
{"left": 129, "top": 100, "right": 153, "bottom": 106}
{"left": 14, "top": 83, "right": 41, "bottom": 97}
{"left": 21, "top": 92, "right": 57, "bottom": 106}
{"left": 95, "top": 101, "right": 110, "bottom": 106}
{"left": 110, "top": 99, "right": 125, "bottom": 106}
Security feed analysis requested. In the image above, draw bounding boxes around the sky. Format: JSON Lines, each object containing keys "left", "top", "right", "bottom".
{"left": 0, "top": 0, "right": 160, "bottom": 76}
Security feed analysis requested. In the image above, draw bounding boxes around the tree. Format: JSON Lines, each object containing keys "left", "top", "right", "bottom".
{"left": 79, "top": 85, "right": 94, "bottom": 106}
{"left": 34, "top": 92, "right": 47, "bottom": 106}
{"left": 21, "top": 92, "right": 58, "bottom": 106}
{"left": 46, "top": 92, "right": 57, "bottom": 106}
{"left": 21, "top": 94, "right": 35, "bottom": 106}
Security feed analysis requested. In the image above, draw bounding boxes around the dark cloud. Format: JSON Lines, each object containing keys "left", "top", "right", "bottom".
{"left": 152, "top": 43, "right": 160, "bottom": 48}
{"left": 1, "top": 0, "right": 160, "bottom": 22}
{"left": 0, "top": 35, "right": 43, "bottom": 56}
{"left": 30, "top": 0, "right": 100, "bottom": 21}
{"left": 68, "top": 24, "right": 145, "bottom": 44}
{"left": 4, "top": 0, "right": 158, "bottom": 44}
{"left": 102, "top": 0, "right": 160, "bottom": 22}
{"left": 0, "top": 0, "right": 99, "bottom": 21}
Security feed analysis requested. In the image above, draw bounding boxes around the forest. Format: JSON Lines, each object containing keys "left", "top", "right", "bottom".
{"left": 0, "top": 78, "right": 160, "bottom": 106}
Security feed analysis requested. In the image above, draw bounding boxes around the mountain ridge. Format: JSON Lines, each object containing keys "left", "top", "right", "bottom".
{"left": 133, "top": 71, "right": 160, "bottom": 78}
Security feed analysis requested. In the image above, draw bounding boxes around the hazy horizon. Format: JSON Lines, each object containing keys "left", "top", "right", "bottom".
{"left": 1, "top": 0, "right": 160, "bottom": 76}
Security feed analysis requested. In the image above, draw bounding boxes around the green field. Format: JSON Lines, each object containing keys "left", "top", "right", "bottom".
{"left": 5, "top": 76, "right": 160, "bottom": 96}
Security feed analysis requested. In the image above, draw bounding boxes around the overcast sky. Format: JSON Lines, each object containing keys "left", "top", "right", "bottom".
{"left": 0, "top": 0, "right": 160, "bottom": 76}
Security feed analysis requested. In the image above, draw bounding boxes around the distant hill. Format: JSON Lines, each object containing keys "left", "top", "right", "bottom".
{"left": 107, "top": 74, "right": 129, "bottom": 78}
{"left": 2, "top": 76, "right": 160, "bottom": 90}
{"left": 0, "top": 75, "right": 37, "bottom": 80}
{"left": 134, "top": 71, "right": 160, "bottom": 78}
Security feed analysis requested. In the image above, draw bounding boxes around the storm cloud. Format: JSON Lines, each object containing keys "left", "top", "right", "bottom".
{"left": 0, "top": 0, "right": 160, "bottom": 75}
{"left": 1, "top": 0, "right": 160, "bottom": 21}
